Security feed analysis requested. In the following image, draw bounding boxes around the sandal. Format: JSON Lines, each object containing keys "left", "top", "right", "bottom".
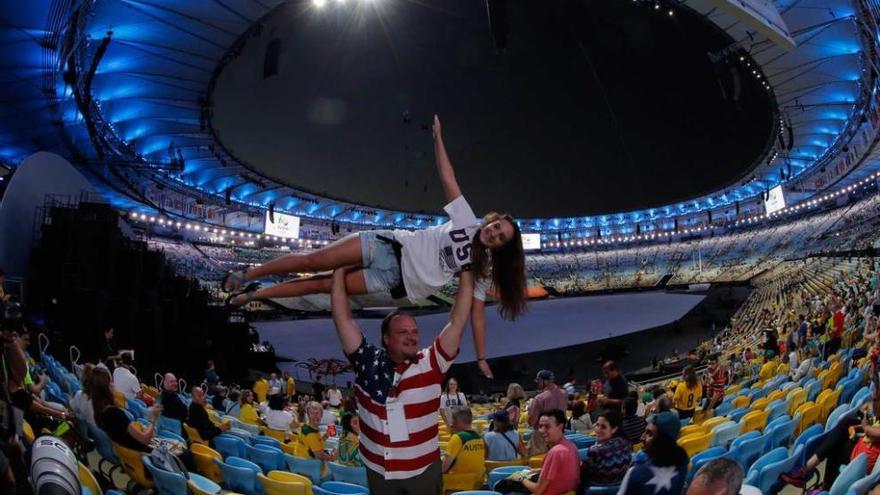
{"left": 222, "top": 270, "right": 247, "bottom": 292}
{"left": 225, "top": 282, "right": 261, "bottom": 307}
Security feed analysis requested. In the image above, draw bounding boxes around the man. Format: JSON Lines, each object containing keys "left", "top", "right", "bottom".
{"left": 562, "top": 375, "right": 577, "bottom": 398}
{"left": 791, "top": 346, "right": 816, "bottom": 382}
{"left": 685, "top": 458, "right": 744, "bottom": 495}
{"left": 268, "top": 373, "right": 283, "bottom": 396}
{"left": 283, "top": 371, "right": 296, "bottom": 400}
{"left": 312, "top": 375, "right": 326, "bottom": 402}
{"left": 330, "top": 267, "right": 474, "bottom": 495}
{"left": 796, "top": 314, "right": 809, "bottom": 346}
{"left": 621, "top": 395, "right": 646, "bottom": 444}
{"left": 187, "top": 386, "right": 228, "bottom": 444}
{"left": 600, "top": 361, "right": 628, "bottom": 409}
{"left": 442, "top": 408, "right": 486, "bottom": 481}
{"left": 510, "top": 409, "right": 580, "bottom": 495}
{"left": 327, "top": 383, "right": 343, "bottom": 408}
{"left": 205, "top": 361, "right": 219, "bottom": 394}
{"left": 112, "top": 354, "right": 148, "bottom": 404}
{"left": 526, "top": 369, "right": 567, "bottom": 455}
{"left": 160, "top": 373, "right": 188, "bottom": 423}
{"left": 705, "top": 356, "right": 728, "bottom": 412}
{"left": 253, "top": 374, "right": 269, "bottom": 404}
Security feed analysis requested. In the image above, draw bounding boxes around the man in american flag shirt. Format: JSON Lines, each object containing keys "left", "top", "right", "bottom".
{"left": 331, "top": 267, "right": 474, "bottom": 495}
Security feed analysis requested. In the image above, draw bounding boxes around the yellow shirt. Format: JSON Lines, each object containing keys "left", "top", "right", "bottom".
{"left": 286, "top": 377, "right": 295, "bottom": 397}
{"left": 673, "top": 382, "right": 702, "bottom": 411}
{"left": 446, "top": 430, "right": 486, "bottom": 476}
{"left": 240, "top": 403, "right": 260, "bottom": 425}
{"left": 301, "top": 424, "right": 325, "bottom": 458}
{"left": 254, "top": 379, "right": 269, "bottom": 403}
{"left": 759, "top": 361, "right": 777, "bottom": 381}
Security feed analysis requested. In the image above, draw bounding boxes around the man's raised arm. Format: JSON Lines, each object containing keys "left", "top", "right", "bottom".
{"left": 331, "top": 268, "right": 364, "bottom": 355}
{"left": 438, "top": 270, "right": 474, "bottom": 358}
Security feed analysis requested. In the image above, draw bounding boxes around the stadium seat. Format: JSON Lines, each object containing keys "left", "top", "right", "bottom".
{"left": 112, "top": 442, "right": 153, "bottom": 488}
{"left": 186, "top": 479, "right": 225, "bottom": 495}
{"left": 246, "top": 443, "right": 285, "bottom": 472}
{"left": 263, "top": 427, "right": 288, "bottom": 443}
{"left": 485, "top": 460, "right": 524, "bottom": 472}
{"left": 792, "top": 424, "right": 827, "bottom": 469}
{"left": 728, "top": 407, "right": 749, "bottom": 423}
{"left": 827, "top": 452, "right": 868, "bottom": 495}
{"left": 725, "top": 431, "right": 764, "bottom": 470}
{"left": 143, "top": 455, "right": 187, "bottom": 495}
{"left": 157, "top": 415, "right": 183, "bottom": 437}
{"left": 851, "top": 386, "right": 871, "bottom": 408}
{"left": 327, "top": 462, "right": 369, "bottom": 488}
{"left": 677, "top": 431, "right": 711, "bottom": 458}
{"left": 687, "top": 446, "right": 725, "bottom": 484}
{"left": 528, "top": 454, "right": 545, "bottom": 468}
{"left": 215, "top": 456, "right": 262, "bottom": 494}
{"left": 845, "top": 448, "right": 880, "bottom": 495}
{"left": 254, "top": 436, "right": 283, "bottom": 450}
{"left": 184, "top": 423, "right": 208, "bottom": 445}
{"left": 214, "top": 433, "right": 247, "bottom": 459}
{"left": 837, "top": 377, "right": 859, "bottom": 404}
{"left": 318, "top": 481, "right": 368, "bottom": 494}
{"left": 787, "top": 388, "right": 807, "bottom": 416}
{"left": 749, "top": 397, "right": 771, "bottom": 412}
{"left": 191, "top": 443, "right": 224, "bottom": 483}
{"left": 679, "top": 424, "right": 706, "bottom": 438}
{"left": 739, "top": 409, "right": 769, "bottom": 434}
{"left": 443, "top": 471, "right": 485, "bottom": 492}
{"left": 804, "top": 379, "right": 822, "bottom": 403}
{"left": 818, "top": 388, "right": 843, "bottom": 423}
{"left": 825, "top": 403, "right": 853, "bottom": 432}
{"left": 765, "top": 398, "right": 790, "bottom": 423}
{"left": 258, "top": 470, "right": 311, "bottom": 495}
{"left": 763, "top": 416, "right": 795, "bottom": 452}
{"left": 701, "top": 416, "right": 728, "bottom": 431}
{"left": 710, "top": 421, "right": 740, "bottom": 449}
{"left": 744, "top": 445, "right": 801, "bottom": 494}
{"left": 285, "top": 453, "right": 326, "bottom": 485}
{"left": 585, "top": 485, "right": 620, "bottom": 493}
{"left": 488, "top": 465, "right": 525, "bottom": 490}
{"left": 78, "top": 462, "right": 103, "bottom": 495}
{"left": 794, "top": 402, "right": 821, "bottom": 436}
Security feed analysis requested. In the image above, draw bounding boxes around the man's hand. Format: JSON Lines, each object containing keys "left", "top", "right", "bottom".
{"left": 432, "top": 114, "right": 442, "bottom": 140}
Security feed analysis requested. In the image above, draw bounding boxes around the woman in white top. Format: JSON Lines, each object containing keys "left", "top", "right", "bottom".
{"left": 264, "top": 394, "right": 298, "bottom": 432}
{"left": 326, "top": 383, "right": 343, "bottom": 408}
{"left": 440, "top": 377, "right": 468, "bottom": 427}
{"left": 223, "top": 116, "right": 527, "bottom": 378}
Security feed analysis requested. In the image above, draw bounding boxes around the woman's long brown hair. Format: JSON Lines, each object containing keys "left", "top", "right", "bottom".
{"left": 471, "top": 212, "right": 527, "bottom": 320}
{"left": 90, "top": 368, "right": 115, "bottom": 418}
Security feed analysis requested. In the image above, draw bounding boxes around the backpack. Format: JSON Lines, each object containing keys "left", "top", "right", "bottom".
{"left": 149, "top": 441, "right": 187, "bottom": 476}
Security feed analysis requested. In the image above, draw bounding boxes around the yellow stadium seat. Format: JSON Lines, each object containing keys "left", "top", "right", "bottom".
{"left": 679, "top": 424, "right": 706, "bottom": 438}
{"left": 787, "top": 388, "right": 807, "bottom": 416}
{"left": 794, "top": 402, "right": 821, "bottom": 436}
{"left": 733, "top": 395, "right": 751, "bottom": 409}
{"left": 485, "top": 459, "right": 525, "bottom": 472}
{"left": 113, "top": 390, "right": 126, "bottom": 408}
{"left": 191, "top": 443, "right": 223, "bottom": 484}
{"left": 725, "top": 384, "right": 741, "bottom": 396}
{"left": 740, "top": 409, "right": 769, "bottom": 434}
{"left": 113, "top": 442, "right": 154, "bottom": 488}
{"left": 677, "top": 432, "right": 711, "bottom": 458}
{"left": 766, "top": 390, "right": 786, "bottom": 403}
{"left": 78, "top": 462, "right": 103, "bottom": 495}
{"left": 183, "top": 423, "right": 208, "bottom": 445}
{"left": 701, "top": 416, "right": 728, "bottom": 431}
{"left": 818, "top": 388, "right": 841, "bottom": 423}
{"left": 258, "top": 470, "right": 312, "bottom": 495}
{"left": 279, "top": 440, "right": 300, "bottom": 456}
{"left": 22, "top": 421, "right": 35, "bottom": 444}
{"left": 750, "top": 398, "right": 771, "bottom": 411}
{"left": 263, "top": 427, "right": 288, "bottom": 443}
{"left": 142, "top": 386, "right": 160, "bottom": 399}
{"left": 528, "top": 454, "right": 546, "bottom": 468}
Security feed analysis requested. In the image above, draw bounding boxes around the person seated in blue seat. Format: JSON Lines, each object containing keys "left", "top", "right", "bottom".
{"left": 91, "top": 368, "right": 160, "bottom": 453}
{"left": 187, "top": 386, "right": 229, "bottom": 444}
{"left": 484, "top": 409, "right": 523, "bottom": 461}
{"left": 505, "top": 409, "right": 580, "bottom": 495}
{"left": 160, "top": 373, "right": 187, "bottom": 423}
{"left": 617, "top": 411, "right": 688, "bottom": 495}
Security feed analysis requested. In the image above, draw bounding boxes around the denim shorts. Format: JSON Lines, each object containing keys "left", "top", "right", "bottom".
{"left": 359, "top": 230, "right": 402, "bottom": 294}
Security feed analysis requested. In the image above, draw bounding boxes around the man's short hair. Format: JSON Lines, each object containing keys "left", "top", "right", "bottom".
{"left": 539, "top": 409, "right": 566, "bottom": 426}
{"left": 121, "top": 352, "right": 133, "bottom": 367}
{"left": 692, "top": 458, "right": 744, "bottom": 495}
{"left": 380, "top": 310, "right": 413, "bottom": 348}
{"left": 602, "top": 361, "right": 619, "bottom": 372}
{"left": 451, "top": 407, "right": 472, "bottom": 425}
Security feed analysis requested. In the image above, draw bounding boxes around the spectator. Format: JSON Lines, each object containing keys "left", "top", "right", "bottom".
{"left": 330, "top": 267, "right": 474, "bottom": 494}
{"left": 283, "top": 371, "right": 296, "bottom": 399}
{"left": 268, "top": 373, "right": 283, "bottom": 396}
{"left": 112, "top": 354, "right": 144, "bottom": 403}
{"left": 327, "top": 383, "right": 343, "bottom": 408}
{"left": 581, "top": 409, "right": 632, "bottom": 487}
{"left": 253, "top": 374, "right": 269, "bottom": 404}
{"left": 527, "top": 369, "right": 567, "bottom": 456}
{"left": 600, "top": 361, "right": 628, "bottom": 409}
{"left": 312, "top": 375, "right": 326, "bottom": 402}
{"left": 672, "top": 365, "right": 702, "bottom": 420}
{"left": 622, "top": 395, "right": 647, "bottom": 445}
{"left": 69, "top": 363, "right": 96, "bottom": 428}
{"left": 160, "top": 373, "right": 188, "bottom": 423}
{"left": 100, "top": 327, "right": 119, "bottom": 364}
{"left": 562, "top": 375, "right": 577, "bottom": 397}
{"left": 506, "top": 409, "right": 580, "bottom": 495}
{"left": 484, "top": 409, "right": 522, "bottom": 461}
{"left": 567, "top": 400, "right": 592, "bottom": 434}
{"left": 91, "top": 368, "right": 159, "bottom": 452}
{"left": 320, "top": 401, "right": 337, "bottom": 426}
{"left": 503, "top": 382, "right": 526, "bottom": 426}
{"left": 238, "top": 389, "right": 260, "bottom": 425}
{"left": 442, "top": 408, "right": 486, "bottom": 481}
{"left": 440, "top": 377, "right": 468, "bottom": 426}
{"left": 265, "top": 393, "right": 297, "bottom": 432}
{"left": 211, "top": 386, "right": 227, "bottom": 411}
{"left": 187, "top": 386, "right": 228, "bottom": 443}
{"left": 205, "top": 360, "right": 219, "bottom": 394}
{"left": 225, "top": 389, "right": 241, "bottom": 417}
{"left": 337, "top": 413, "right": 363, "bottom": 467}
{"left": 300, "top": 401, "right": 336, "bottom": 463}
{"left": 705, "top": 356, "right": 728, "bottom": 412}
{"left": 792, "top": 346, "right": 817, "bottom": 381}
{"left": 618, "top": 411, "right": 689, "bottom": 495}
{"left": 685, "top": 458, "right": 744, "bottom": 495}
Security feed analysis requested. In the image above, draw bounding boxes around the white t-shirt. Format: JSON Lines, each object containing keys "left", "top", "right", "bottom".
{"left": 393, "top": 196, "right": 489, "bottom": 301}
{"left": 265, "top": 409, "right": 294, "bottom": 431}
{"left": 320, "top": 409, "right": 337, "bottom": 426}
{"left": 327, "top": 388, "right": 342, "bottom": 407}
{"left": 440, "top": 392, "right": 468, "bottom": 408}
{"left": 113, "top": 366, "right": 141, "bottom": 400}
{"left": 69, "top": 390, "right": 95, "bottom": 425}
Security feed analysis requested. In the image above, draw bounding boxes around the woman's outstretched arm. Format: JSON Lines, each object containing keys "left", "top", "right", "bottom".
{"left": 432, "top": 115, "right": 462, "bottom": 203}
{"left": 470, "top": 298, "right": 493, "bottom": 378}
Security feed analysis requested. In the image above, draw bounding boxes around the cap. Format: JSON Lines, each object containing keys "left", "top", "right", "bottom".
{"left": 492, "top": 409, "right": 510, "bottom": 423}
{"left": 648, "top": 411, "right": 681, "bottom": 440}
{"left": 535, "top": 369, "right": 555, "bottom": 382}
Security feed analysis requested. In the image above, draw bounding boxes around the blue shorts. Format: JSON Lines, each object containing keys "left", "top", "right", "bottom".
{"left": 359, "top": 230, "right": 402, "bottom": 294}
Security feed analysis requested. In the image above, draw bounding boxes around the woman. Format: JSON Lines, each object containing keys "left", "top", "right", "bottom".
{"left": 223, "top": 116, "right": 527, "bottom": 379}
{"left": 484, "top": 409, "right": 522, "bottom": 461}
{"left": 581, "top": 409, "right": 632, "bottom": 487}
{"left": 440, "top": 377, "right": 468, "bottom": 426}
{"left": 264, "top": 394, "right": 298, "bottom": 432}
{"left": 567, "top": 401, "right": 592, "bottom": 434}
{"left": 672, "top": 366, "right": 702, "bottom": 420}
{"left": 300, "top": 402, "right": 336, "bottom": 463}
{"left": 91, "top": 368, "right": 160, "bottom": 452}
{"left": 617, "top": 411, "right": 689, "bottom": 495}
{"left": 69, "top": 363, "right": 96, "bottom": 427}
{"left": 503, "top": 383, "right": 526, "bottom": 427}
{"left": 336, "top": 413, "right": 363, "bottom": 467}
{"left": 239, "top": 389, "right": 261, "bottom": 425}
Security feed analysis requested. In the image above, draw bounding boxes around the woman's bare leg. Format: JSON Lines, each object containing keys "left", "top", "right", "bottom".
{"left": 230, "top": 270, "right": 368, "bottom": 305}
{"left": 228, "top": 234, "right": 363, "bottom": 290}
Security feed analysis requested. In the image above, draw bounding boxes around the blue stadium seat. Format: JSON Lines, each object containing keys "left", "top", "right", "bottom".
{"left": 851, "top": 386, "right": 871, "bottom": 408}
{"left": 245, "top": 443, "right": 284, "bottom": 473}
{"left": 252, "top": 436, "right": 282, "bottom": 450}
{"left": 729, "top": 407, "right": 749, "bottom": 423}
{"left": 214, "top": 456, "right": 262, "bottom": 494}
{"left": 687, "top": 446, "right": 726, "bottom": 484}
{"left": 766, "top": 399, "right": 791, "bottom": 423}
{"left": 327, "top": 462, "right": 369, "bottom": 488}
{"left": 725, "top": 431, "right": 764, "bottom": 470}
{"left": 845, "top": 448, "right": 880, "bottom": 495}
{"left": 792, "top": 424, "right": 826, "bottom": 468}
{"left": 214, "top": 433, "right": 246, "bottom": 459}
{"left": 710, "top": 421, "right": 741, "bottom": 449}
{"left": 319, "top": 481, "right": 369, "bottom": 494}
{"left": 144, "top": 454, "right": 188, "bottom": 495}
{"left": 157, "top": 416, "right": 183, "bottom": 437}
{"left": 744, "top": 445, "right": 801, "bottom": 495}
{"left": 284, "top": 453, "right": 326, "bottom": 484}
{"left": 828, "top": 452, "right": 867, "bottom": 495}
{"left": 487, "top": 465, "right": 525, "bottom": 491}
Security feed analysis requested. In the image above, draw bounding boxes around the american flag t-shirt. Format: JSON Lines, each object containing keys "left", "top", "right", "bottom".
{"left": 346, "top": 335, "right": 457, "bottom": 479}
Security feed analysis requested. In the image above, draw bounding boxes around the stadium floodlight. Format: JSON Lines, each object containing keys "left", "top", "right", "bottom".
{"left": 313, "top": 0, "right": 327, "bottom": 8}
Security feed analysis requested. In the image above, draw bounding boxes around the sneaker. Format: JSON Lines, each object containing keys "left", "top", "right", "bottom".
{"left": 780, "top": 467, "right": 811, "bottom": 488}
